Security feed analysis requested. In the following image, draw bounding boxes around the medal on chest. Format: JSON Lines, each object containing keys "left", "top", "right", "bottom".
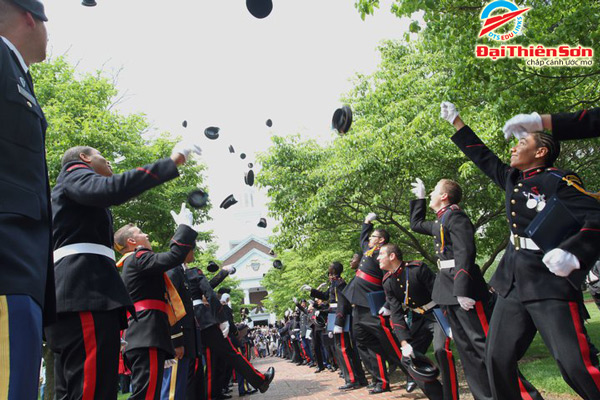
{"left": 523, "top": 186, "right": 546, "bottom": 211}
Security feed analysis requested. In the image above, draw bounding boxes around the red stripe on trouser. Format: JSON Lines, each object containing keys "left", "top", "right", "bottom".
{"left": 339, "top": 333, "right": 355, "bottom": 383}
{"left": 378, "top": 315, "right": 404, "bottom": 360}
{"left": 145, "top": 348, "right": 158, "bottom": 400}
{"left": 569, "top": 301, "right": 600, "bottom": 390}
{"left": 476, "top": 302, "right": 532, "bottom": 400}
{"left": 206, "top": 348, "right": 212, "bottom": 400}
{"left": 195, "top": 358, "right": 199, "bottom": 373}
{"left": 300, "top": 341, "right": 309, "bottom": 361}
{"left": 227, "top": 337, "right": 265, "bottom": 379}
{"left": 376, "top": 354, "right": 388, "bottom": 389}
{"left": 445, "top": 337, "right": 458, "bottom": 400}
{"left": 79, "top": 312, "right": 97, "bottom": 400}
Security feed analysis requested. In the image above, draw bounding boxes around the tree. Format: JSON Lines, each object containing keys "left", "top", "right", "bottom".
{"left": 32, "top": 56, "right": 210, "bottom": 250}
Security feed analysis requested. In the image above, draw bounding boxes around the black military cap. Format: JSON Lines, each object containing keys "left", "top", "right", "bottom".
{"left": 82, "top": 0, "right": 97, "bottom": 6}
{"left": 10, "top": 0, "right": 48, "bottom": 21}
{"left": 187, "top": 189, "right": 209, "bottom": 209}
{"left": 228, "top": 145, "right": 235, "bottom": 154}
{"left": 240, "top": 153, "right": 246, "bottom": 160}
{"left": 246, "top": 0, "right": 272, "bottom": 19}
{"left": 207, "top": 261, "right": 219, "bottom": 273}
{"left": 257, "top": 218, "right": 267, "bottom": 228}
{"left": 332, "top": 105, "right": 353, "bottom": 135}
{"left": 248, "top": 163, "right": 253, "bottom": 168}
{"left": 204, "top": 126, "right": 220, "bottom": 140}
{"left": 272, "top": 259, "right": 283, "bottom": 269}
{"left": 219, "top": 194, "right": 238, "bottom": 209}
{"left": 244, "top": 170, "right": 254, "bottom": 186}
{"left": 401, "top": 351, "right": 439, "bottom": 383}
{"left": 182, "top": 120, "right": 188, "bottom": 128}
{"left": 266, "top": 119, "right": 273, "bottom": 127}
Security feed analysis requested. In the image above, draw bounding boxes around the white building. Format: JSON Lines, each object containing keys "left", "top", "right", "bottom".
{"left": 219, "top": 235, "right": 276, "bottom": 326}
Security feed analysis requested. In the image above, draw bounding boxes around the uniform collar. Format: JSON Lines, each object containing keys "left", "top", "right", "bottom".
{"left": 520, "top": 166, "right": 547, "bottom": 180}
{"left": 436, "top": 204, "right": 458, "bottom": 219}
{"left": 1, "top": 36, "right": 28, "bottom": 73}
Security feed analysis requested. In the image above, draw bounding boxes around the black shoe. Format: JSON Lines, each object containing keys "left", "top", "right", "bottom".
{"left": 406, "top": 381, "right": 417, "bottom": 393}
{"left": 258, "top": 367, "right": 275, "bottom": 393}
{"left": 224, "top": 388, "right": 232, "bottom": 394}
{"left": 246, "top": 389, "right": 258, "bottom": 395}
{"left": 307, "top": 362, "right": 315, "bottom": 368}
{"left": 338, "top": 372, "right": 343, "bottom": 377}
{"left": 369, "top": 384, "right": 391, "bottom": 395}
{"left": 338, "top": 382, "right": 360, "bottom": 390}
{"left": 216, "top": 395, "right": 232, "bottom": 400}
{"left": 367, "top": 382, "right": 377, "bottom": 389}
{"left": 314, "top": 367, "right": 325, "bottom": 373}
{"left": 359, "top": 381, "right": 369, "bottom": 387}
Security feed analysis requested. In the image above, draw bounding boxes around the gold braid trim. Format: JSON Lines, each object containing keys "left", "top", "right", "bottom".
{"left": 562, "top": 176, "right": 600, "bottom": 201}
{"left": 365, "top": 245, "right": 381, "bottom": 257}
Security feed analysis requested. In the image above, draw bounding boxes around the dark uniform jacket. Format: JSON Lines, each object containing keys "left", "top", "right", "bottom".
{"left": 410, "top": 199, "right": 489, "bottom": 305}
{"left": 343, "top": 222, "right": 384, "bottom": 308}
{"left": 186, "top": 268, "right": 229, "bottom": 333}
{"left": 452, "top": 126, "right": 600, "bottom": 301}
{"left": 382, "top": 261, "right": 436, "bottom": 342}
{"left": 552, "top": 108, "right": 600, "bottom": 141}
{"left": 310, "top": 277, "right": 349, "bottom": 327}
{"left": 166, "top": 264, "right": 197, "bottom": 358}
{"left": 121, "top": 225, "right": 197, "bottom": 356}
{"left": 51, "top": 158, "right": 179, "bottom": 319}
{"left": 0, "top": 38, "right": 55, "bottom": 323}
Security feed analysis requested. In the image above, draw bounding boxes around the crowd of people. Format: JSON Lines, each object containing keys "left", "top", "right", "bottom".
{"left": 1, "top": 0, "right": 600, "bottom": 399}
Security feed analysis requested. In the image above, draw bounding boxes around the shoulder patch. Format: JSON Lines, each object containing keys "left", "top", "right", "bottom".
{"left": 66, "top": 163, "right": 92, "bottom": 172}
{"left": 406, "top": 260, "right": 423, "bottom": 268}
{"left": 135, "top": 249, "right": 151, "bottom": 258}
{"left": 564, "top": 174, "right": 583, "bottom": 186}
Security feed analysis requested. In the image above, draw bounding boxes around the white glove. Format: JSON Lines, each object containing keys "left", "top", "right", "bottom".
{"left": 316, "top": 282, "right": 327, "bottom": 291}
{"left": 503, "top": 112, "right": 543, "bottom": 140}
{"left": 219, "top": 321, "right": 230, "bottom": 338}
{"left": 292, "top": 297, "right": 298, "bottom": 303}
{"left": 164, "top": 359, "right": 178, "bottom": 368}
{"left": 456, "top": 296, "right": 476, "bottom": 311}
{"left": 440, "top": 101, "right": 459, "bottom": 124}
{"left": 223, "top": 265, "right": 235, "bottom": 274}
{"left": 305, "top": 329, "right": 312, "bottom": 340}
{"left": 300, "top": 284, "right": 311, "bottom": 292}
{"left": 120, "top": 338, "right": 127, "bottom": 352}
{"left": 333, "top": 325, "right": 343, "bottom": 334}
{"left": 328, "top": 332, "right": 333, "bottom": 339}
{"left": 378, "top": 306, "right": 391, "bottom": 317}
{"left": 543, "top": 248, "right": 581, "bottom": 277}
{"left": 291, "top": 334, "right": 296, "bottom": 340}
{"left": 315, "top": 310, "right": 320, "bottom": 317}
{"left": 401, "top": 343, "right": 415, "bottom": 358}
{"left": 411, "top": 178, "right": 426, "bottom": 199}
{"left": 170, "top": 202, "right": 194, "bottom": 228}
{"left": 365, "top": 212, "right": 377, "bottom": 223}
{"left": 172, "top": 141, "right": 202, "bottom": 162}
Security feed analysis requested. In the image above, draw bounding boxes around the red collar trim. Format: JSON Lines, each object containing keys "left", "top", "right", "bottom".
{"left": 436, "top": 204, "right": 459, "bottom": 219}
{"left": 66, "top": 163, "right": 92, "bottom": 172}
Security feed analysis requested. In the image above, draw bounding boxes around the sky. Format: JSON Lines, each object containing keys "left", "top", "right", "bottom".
{"left": 44, "top": 0, "right": 413, "bottom": 256}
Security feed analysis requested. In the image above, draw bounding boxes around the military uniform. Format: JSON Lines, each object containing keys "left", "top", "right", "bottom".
{"left": 342, "top": 222, "right": 405, "bottom": 392}
{"left": 121, "top": 225, "right": 197, "bottom": 400}
{"left": 552, "top": 108, "right": 600, "bottom": 140}
{"left": 410, "top": 199, "right": 495, "bottom": 400}
{"left": 0, "top": 35, "right": 55, "bottom": 400}
{"left": 382, "top": 261, "right": 445, "bottom": 400}
{"left": 45, "top": 158, "right": 180, "bottom": 399}
{"left": 452, "top": 125, "right": 600, "bottom": 400}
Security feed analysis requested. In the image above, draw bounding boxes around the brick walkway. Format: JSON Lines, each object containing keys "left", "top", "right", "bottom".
{"left": 229, "top": 356, "right": 456, "bottom": 400}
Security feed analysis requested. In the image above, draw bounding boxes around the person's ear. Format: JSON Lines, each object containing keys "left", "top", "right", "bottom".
{"left": 126, "top": 237, "right": 136, "bottom": 247}
{"left": 79, "top": 152, "right": 92, "bottom": 163}
{"left": 535, "top": 146, "right": 549, "bottom": 160}
{"left": 23, "top": 11, "right": 36, "bottom": 29}
{"left": 440, "top": 192, "right": 449, "bottom": 202}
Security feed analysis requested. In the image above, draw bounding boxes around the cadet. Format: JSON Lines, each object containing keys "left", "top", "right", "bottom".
{"left": 115, "top": 205, "right": 197, "bottom": 400}
{"left": 378, "top": 243, "right": 445, "bottom": 400}
{"left": 0, "top": 1, "right": 53, "bottom": 397}
{"left": 442, "top": 101, "right": 600, "bottom": 400}
{"left": 45, "top": 143, "right": 200, "bottom": 399}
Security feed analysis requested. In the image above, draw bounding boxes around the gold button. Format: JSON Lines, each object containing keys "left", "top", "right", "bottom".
{"left": 512, "top": 223, "right": 517, "bottom": 228}
{"left": 511, "top": 199, "right": 516, "bottom": 204}
{"left": 518, "top": 183, "right": 523, "bottom": 187}
{"left": 537, "top": 169, "right": 542, "bottom": 172}
{"left": 514, "top": 188, "right": 519, "bottom": 192}
{"left": 27, "top": 101, "right": 32, "bottom": 107}
{"left": 511, "top": 212, "right": 516, "bottom": 216}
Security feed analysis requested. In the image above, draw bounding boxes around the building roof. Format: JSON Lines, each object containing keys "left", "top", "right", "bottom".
{"left": 219, "top": 234, "right": 272, "bottom": 265}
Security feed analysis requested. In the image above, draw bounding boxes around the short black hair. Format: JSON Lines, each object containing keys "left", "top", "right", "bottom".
{"left": 374, "top": 228, "right": 390, "bottom": 244}
{"left": 531, "top": 132, "right": 560, "bottom": 166}
{"left": 328, "top": 261, "right": 343, "bottom": 276}
{"left": 439, "top": 179, "right": 463, "bottom": 205}
{"left": 61, "top": 146, "right": 94, "bottom": 167}
{"left": 381, "top": 243, "right": 403, "bottom": 260}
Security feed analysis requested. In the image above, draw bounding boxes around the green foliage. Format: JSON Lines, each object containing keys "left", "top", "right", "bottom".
{"left": 31, "top": 56, "right": 210, "bottom": 250}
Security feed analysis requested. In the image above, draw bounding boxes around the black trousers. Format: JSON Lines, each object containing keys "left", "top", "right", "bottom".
{"left": 186, "top": 356, "right": 205, "bottom": 400}
{"left": 486, "top": 288, "right": 600, "bottom": 400}
{"left": 334, "top": 332, "right": 367, "bottom": 385}
{"left": 45, "top": 310, "right": 121, "bottom": 400}
{"left": 311, "top": 329, "right": 325, "bottom": 369}
{"left": 125, "top": 347, "right": 167, "bottom": 400}
{"left": 201, "top": 325, "right": 266, "bottom": 399}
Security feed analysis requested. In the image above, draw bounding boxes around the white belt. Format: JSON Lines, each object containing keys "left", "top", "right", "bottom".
{"left": 509, "top": 234, "right": 540, "bottom": 251}
{"left": 53, "top": 243, "right": 116, "bottom": 263}
{"left": 192, "top": 300, "right": 204, "bottom": 307}
{"left": 437, "top": 259, "right": 455, "bottom": 269}
{"left": 410, "top": 300, "right": 436, "bottom": 314}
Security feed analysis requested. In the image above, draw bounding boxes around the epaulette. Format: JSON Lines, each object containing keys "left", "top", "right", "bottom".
{"left": 135, "top": 248, "right": 152, "bottom": 259}
{"left": 548, "top": 169, "right": 599, "bottom": 201}
{"left": 405, "top": 260, "right": 424, "bottom": 268}
{"left": 66, "top": 163, "right": 92, "bottom": 172}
